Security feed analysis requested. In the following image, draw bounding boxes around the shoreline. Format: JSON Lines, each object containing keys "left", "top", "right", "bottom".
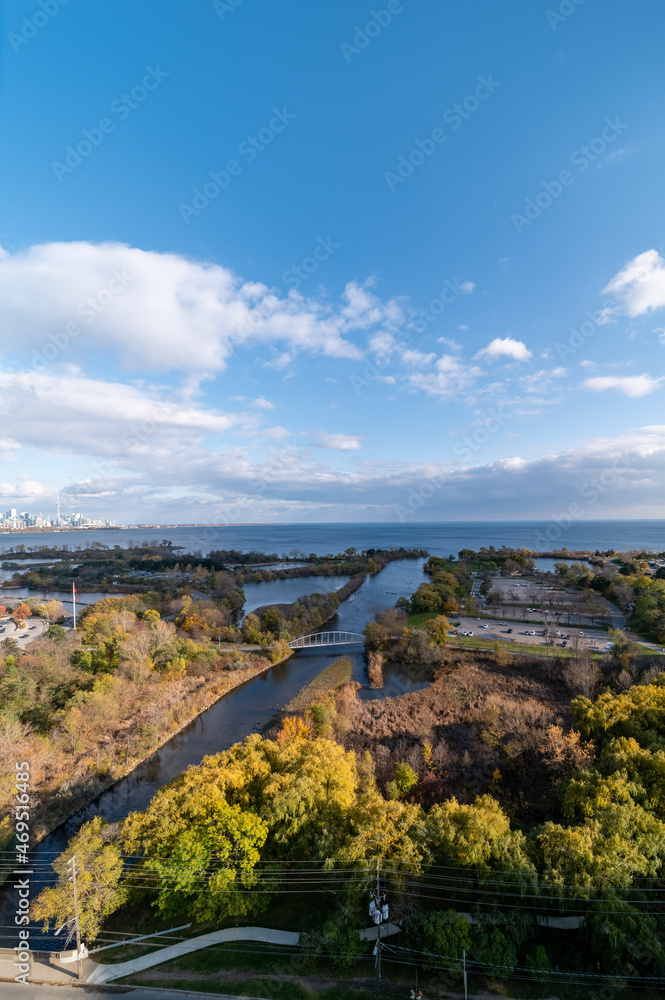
{"left": 14, "top": 649, "right": 295, "bottom": 860}
{"left": 19, "top": 572, "right": 368, "bottom": 854}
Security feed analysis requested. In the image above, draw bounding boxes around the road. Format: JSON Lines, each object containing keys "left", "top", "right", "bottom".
{"left": 0, "top": 615, "right": 47, "bottom": 646}
{"left": 0, "top": 985, "right": 253, "bottom": 1000}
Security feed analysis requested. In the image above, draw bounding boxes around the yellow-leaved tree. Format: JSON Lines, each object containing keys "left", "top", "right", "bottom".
{"left": 31, "top": 816, "right": 126, "bottom": 942}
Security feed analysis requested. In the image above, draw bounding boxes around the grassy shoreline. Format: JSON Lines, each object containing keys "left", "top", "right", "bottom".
{"left": 1, "top": 649, "right": 294, "bottom": 865}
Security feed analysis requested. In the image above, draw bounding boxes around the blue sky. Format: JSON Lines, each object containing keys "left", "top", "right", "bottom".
{"left": 1, "top": 0, "right": 664, "bottom": 524}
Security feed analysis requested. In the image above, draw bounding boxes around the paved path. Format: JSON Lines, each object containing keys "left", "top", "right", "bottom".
{"left": 87, "top": 920, "right": 404, "bottom": 985}
{"left": 87, "top": 927, "right": 301, "bottom": 984}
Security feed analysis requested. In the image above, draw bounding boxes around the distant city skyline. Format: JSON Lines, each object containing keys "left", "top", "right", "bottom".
{"left": 1, "top": 506, "right": 115, "bottom": 531}
{"left": 1, "top": 1, "right": 664, "bottom": 522}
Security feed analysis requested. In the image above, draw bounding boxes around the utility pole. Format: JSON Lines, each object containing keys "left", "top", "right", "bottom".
{"left": 369, "top": 859, "right": 388, "bottom": 1000}
{"left": 68, "top": 855, "right": 83, "bottom": 980}
{"left": 462, "top": 947, "right": 467, "bottom": 1000}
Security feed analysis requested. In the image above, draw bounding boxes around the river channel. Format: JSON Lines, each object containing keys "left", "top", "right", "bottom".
{"left": 1, "top": 558, "right": 429, "bottom": 946}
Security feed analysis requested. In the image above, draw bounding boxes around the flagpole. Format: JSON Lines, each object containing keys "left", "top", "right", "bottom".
{"left": 72, "top": 582, "right": 76, "bottom": 630}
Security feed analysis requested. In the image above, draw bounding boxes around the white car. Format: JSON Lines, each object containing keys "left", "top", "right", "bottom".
{"left": 499, "top": 622, "right": 507, "bottom": 626}
{"left": 481, "top": 624, "right": 489, "bottom": 629}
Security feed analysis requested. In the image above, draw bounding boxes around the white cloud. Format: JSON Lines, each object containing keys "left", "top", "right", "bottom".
{"left": 401, "top": 349, "right": 436, "bottom": 367}
{"left": 436, "top": 337, "right": 462, "bottom": 351}
{"left": 312, "top": 433, "right": 362, "bottom": 451}
{"left": 0, "top": 371, "right": 276, "bottom": 486}
{"left": 262, "top": 426, "right": 289, "bottom": 440}
{"left": 582, "top": 374, "right": 663, "bottom": 398}
{"left": 460, "top": 281, "right": 475, "bottom": 294}
{"left": 0, "top": 242, "right": 410, "bottom": 377}
{"left": 476, "top": 337, "right": 532, "bottom": 362}
{"left": 520, "top": 367, "right": 567, "bottom": 396}
{"left": 45, "top": 424, "right": 665, "bottom": 523}
{"left": 603, "top": 249, "right": 665, "bottom": 318}
{"left": 252, "top": 396, "right": 274, "bottom": 410}
{"left": 409, "top": 354, "right": 482, "bottom": 399}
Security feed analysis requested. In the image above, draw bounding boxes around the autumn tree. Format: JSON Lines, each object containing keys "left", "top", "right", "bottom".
{"left": 424, "top": 615, "right": 452, "bottom": 646}
{"left": 31, "top": 817, "right": 126, "bottom": 942}
{"left": 34, "top": 600, "right": 65, "bottom": 623}
{"left": 11, "top": 604, "right": 31, "bottom": 628}
{"left": 122, "top": 765, "right": 268, "bottom": 922}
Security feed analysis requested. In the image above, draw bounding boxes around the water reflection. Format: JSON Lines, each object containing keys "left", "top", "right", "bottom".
{"left": 2, "top": 558, "right": 430, "bottom": 947}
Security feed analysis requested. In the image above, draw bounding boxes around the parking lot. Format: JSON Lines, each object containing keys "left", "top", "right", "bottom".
{"left": 449, "top": 613, "right": 612, "bottom": 651}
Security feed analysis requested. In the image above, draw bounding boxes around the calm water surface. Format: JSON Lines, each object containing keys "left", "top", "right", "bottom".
{"left": 0, "top": 559, "right": 429, "bottom": 946}
{"left": 0, "top": 520, "right": 663, "bottom": 558}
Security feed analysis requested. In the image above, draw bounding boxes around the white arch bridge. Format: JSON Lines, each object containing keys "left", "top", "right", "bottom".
{"left": 288, "top": 631, "right": 365, "bottom": 649}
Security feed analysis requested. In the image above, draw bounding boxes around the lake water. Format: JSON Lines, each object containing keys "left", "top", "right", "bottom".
{"left": 241, "top": 575, "right": 352, "bottom": 614}
{"left": 0, "top": 520, "right": 663, "bottom": 558}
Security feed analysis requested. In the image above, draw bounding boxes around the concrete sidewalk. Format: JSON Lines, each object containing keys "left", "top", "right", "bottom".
{"left": 86, "top": 926, "right": 301, "bottom": 985}
{"left": 0, "top": 951, "right": 80, "bottom": 984}
{"left": 87, "top": 921, "right": 403, "bottom": 985}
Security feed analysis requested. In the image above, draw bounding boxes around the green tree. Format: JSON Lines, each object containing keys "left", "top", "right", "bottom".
{"left": 122, "top": 762, "right": 269, "bottom": 922}
{"left": 302, "top": 900, "right": 365, "bottom": 971}
{"left": 404, "top": 909, "right": 471, "bottom": 972}
{"left": 0, "top": 665, "right": 36, "bottom": 716}
{"left": 473, "top": 922, "right": 517, "bottom": 973}
{"left": 425, "top": 795, "right": 535, "bottom": 877}
{"left": 31, "top": 817, "right": 126, "bottom": 941}
{"left": 387, "top": 762, "right": 419, "bottom": 800}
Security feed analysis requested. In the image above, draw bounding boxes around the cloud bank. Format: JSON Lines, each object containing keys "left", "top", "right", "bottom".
{"left": 0, "top": 241, "right": 407, "bottom": 376}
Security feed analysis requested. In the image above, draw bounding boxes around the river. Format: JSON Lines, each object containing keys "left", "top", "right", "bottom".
{"left": 0, "top": 558, "right": 430, "bottom": 948}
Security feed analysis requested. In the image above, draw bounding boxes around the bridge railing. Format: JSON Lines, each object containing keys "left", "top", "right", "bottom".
{"left": 288, "top": 631, "right": 365, "bottom": 649}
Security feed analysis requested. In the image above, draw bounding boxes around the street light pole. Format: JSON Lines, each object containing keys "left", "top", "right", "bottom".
{"left": 68, "top": 855, "right": 82, "bottom": 981}
{"left": 369, "top": 859, "right": 387, "bottom": 1000}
